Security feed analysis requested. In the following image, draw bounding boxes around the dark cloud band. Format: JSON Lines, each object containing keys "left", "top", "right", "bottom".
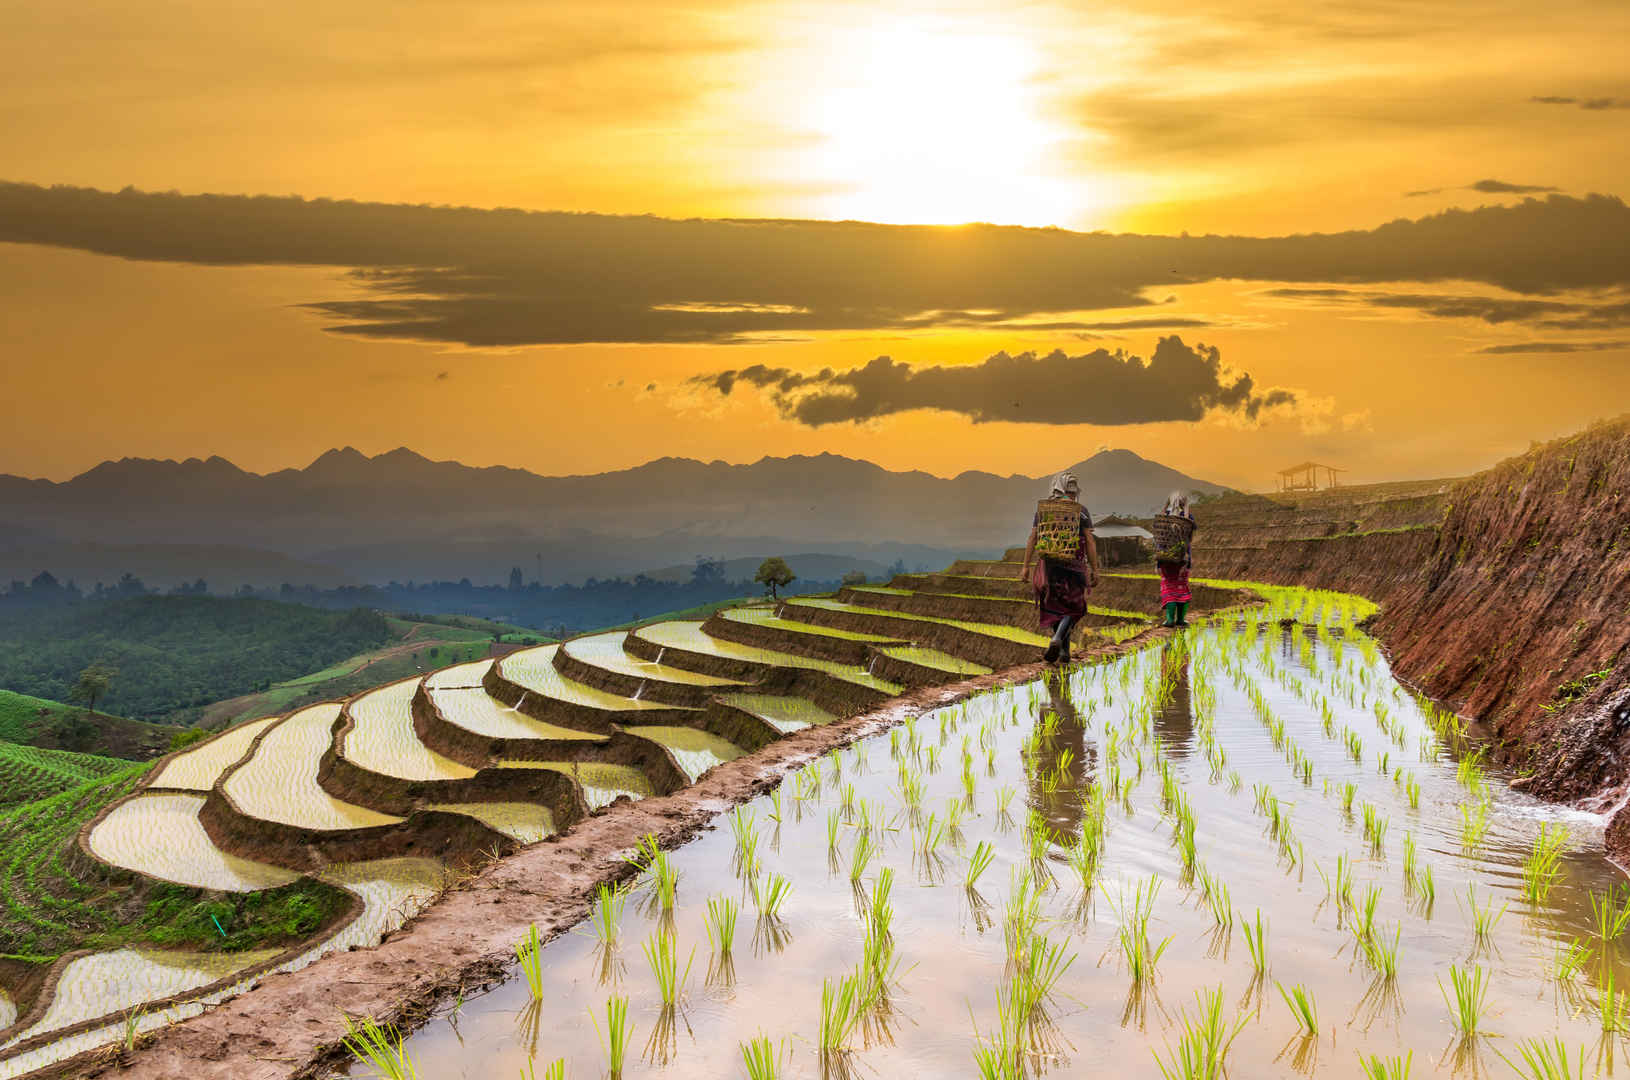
{"left": 694, "top": 336, "right": 1297, "bottom": 427}
{"left": 1, "top": 182, "right": 1628, "bottom": 346}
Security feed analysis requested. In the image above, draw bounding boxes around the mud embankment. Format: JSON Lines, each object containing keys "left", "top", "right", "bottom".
{"left": 1195, "top": 422, "right": 1630, "bottom": 844}
{"left": 1374, "top": 418, "right": 1630, "bottom": 817}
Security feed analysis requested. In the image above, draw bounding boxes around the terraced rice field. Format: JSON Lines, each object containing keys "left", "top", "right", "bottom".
{"left": 786, "top": 596, "right": 1053, "bottom": 645}
{"left": 564, "top": 632, "right": 743, "bottom": 687}
{"left": 497, "top": 648, "right": 683, "bottom": 715}
{"left": 149, "top": 715, "right": 280, "bottom": 791}
{"left": 221, "top": 704, "right": 403, "bottom": 830}
{"left": 501, "top": 761, "right": 656, "bottom": 810}
{"left": 1, "top": 559, "right": 1182, "bottom": 1075}
{"left": 633, "top": 621, "right": 902, "bottom": 693}
{"left": 388, "top": 596, "right": 1630, "bottom": 1080}
{"left": 431, "top": 685, "right": 611, "bottom": 742}
{"left": 87, "top": 793, "right": 299, "bottom": 891}
{"left": 718, "top": 692, "right": 838, "bottom": 733}
{"left": 0, "top": 742, "right": 130, "bottom": 809}
{"left": 718, "top": 606, "right": 904, "bottom": 642}
{"left": 627, "top": 725, "right": 745, "bottom": 783}
{"left": 345, "top": 679, "right": 475, "bottom": 781}
{"left": 877, "top": 644, "right": 992, "bottom": 675}
{"left": 425, "top": 802, "right": 555, "bottom": 843}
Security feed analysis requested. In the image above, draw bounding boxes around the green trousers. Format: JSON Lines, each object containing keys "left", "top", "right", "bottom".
{"left": 1163, "top": 601, "right": 1189, "bottom": 626}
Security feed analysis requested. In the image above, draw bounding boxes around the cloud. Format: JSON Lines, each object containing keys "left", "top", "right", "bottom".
{"left": 2, "top": 183, "right": 1629, "bottom": 346}
{"left": 1407, "top": 179, "right": 1560, "bottom": 197}
{"left": 1474, "top": 340, "right": 1630, "bottom": 354}
{"left": 1531, "top": 95, "right": 1630, "bottom": 110}
{"left": 1468, "top": 179, "right": 1560, "bottom": 194}
{"left": 693, "top": 336, "right": 1300, "bottom": 427}
{"left": 1263, "top": 287, "right": 1630, "bottom": 329}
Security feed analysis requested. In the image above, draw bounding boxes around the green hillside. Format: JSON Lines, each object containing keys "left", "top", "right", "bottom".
{"left": 0, "top": 688, "right": 179, "bottom": 760}
{"left": 0, "top": 739, "right": 130, "bottom": 810}
{"left": 0, "top": 595, "right": 393, "bottom": 721}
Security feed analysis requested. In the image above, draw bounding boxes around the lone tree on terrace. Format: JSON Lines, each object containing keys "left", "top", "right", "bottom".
{"left": 70, "top": 662, "right": 117, "bottom": 715}
{"left": 755, "top": 557, "right": 796, "bottom": 600}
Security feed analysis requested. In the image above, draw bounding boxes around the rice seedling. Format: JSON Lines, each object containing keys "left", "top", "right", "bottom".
{"left": 826, "top": 809, "right": 842, "bottom": 854}
{"left": 515, "top": 923, "right": 546, "bottom": 1000}
{"left": 1359, "top": 923, "right": 1401, "bottom": 979}
{"left": 1114, "top": 877, "right": 1172, "bottom": 984}
{"left": 589, "top": 882, "right": 627, "bottom": 948}
{"left": 1242, "top": 909, "right": 1269, "bottom": 973}
{"left": 643, "top": 926, "right": 695, "bottom": 1006}
{"left": 704, "top": 894, "right": 739, "bottom": 956}
{"left": 1459, "top": 800, "right": 1490, "bottom": 851}
{"left": 1439, "top": 963, "right": 1489, "bottom": 1035}
{"left": 1496, "top": 1037, "right": 1586, "bottom": 1080}
{"left": 818, "top": 972, "right": 864, "bottom": 1057}
{"left": 1340, "top": 781, "right": 1357, "bottom": 814}
{"left": 768, "top": 789, "right": 783, "bottom": 824}
{"left": 1357, "top": 1050, "right": 1413, "bottom": 1079}
{"left": 1401, "top": 833, "right": 1417, "bottom": 883}
{"left": 869, "top": 867, "right": 896, "bottom": 939}
{"left": 592, "top": 995, "right": 632, "bottom": 1076}
{"left": 342, "top": 1015, "right": 419, "bottom": 1080}
{"left": 1590, "top": 885, "right": 1630, "bottom": 940}
{"left": 1552, "top": 937, "right": 1591, "bottom": 982}
{"left": 996, "top": 786, "right": 1017, "bottom": 820}
{"left": 1522, "top": 823, "right": 1568, "bottom": 904}
{"left": 849, "top": 831, "right": 877, "bottom": 883}
{"left": 966, "top": 840, "right": 996, "bottom": 890}
{"left": 1277, "top": 982, "right": 1318, "bottom": 1035}
{"left": 1353, "top": 885, "right": 1380, "bottom": 943}
{"left": 753, "top": 872, "right": 792, "bottom": 919}
{"left": 1413, "top": 862, "right": 1436, "bottom": 906}
{"left": 1152, "top": 985, "right": 1254, "bottom": 1080}
{"left": 1600, "top": 964, "right": 1630, "bottom": 1033}
{"left": 1404, "top": 773, "right": 1421, "bottom": 809}
{"left": 121, "top": 1007, "right": 145, "bottom": 1053}
{"left": 1465, "top": 884, "right": 1507, "bottom": 943}
{"left": 740, "top": 1034, "right": 784, "bottom": 1080}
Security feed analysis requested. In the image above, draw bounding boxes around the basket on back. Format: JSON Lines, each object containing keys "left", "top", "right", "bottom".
{"left": 1034, "top": 498, "right": 1084, "bottom": 562}
{"left": 1152, "top": 513, "right": 1195, "bottom": 566}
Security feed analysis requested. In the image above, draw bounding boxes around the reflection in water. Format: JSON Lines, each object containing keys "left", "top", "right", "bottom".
{"left": 381, "top": 623, "right": 1630, "bottom": 1080}
{"left": 1023, "top": 674, "right": 1097, "bottom": 839}
{"left": 1154, "top": 639, "right": 1195, "bottom": 756}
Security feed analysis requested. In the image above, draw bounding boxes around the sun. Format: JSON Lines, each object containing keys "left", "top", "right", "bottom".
{"left": 793, "top": 17, "right": 1081, "bottom": 227}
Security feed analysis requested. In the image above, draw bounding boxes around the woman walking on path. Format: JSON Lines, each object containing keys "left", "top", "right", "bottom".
{"left": 1156, "top": 491, "right": 1196, "bottom": 627}
{"left": 1018, "top": 472, "right": 1100, "bottom": 664}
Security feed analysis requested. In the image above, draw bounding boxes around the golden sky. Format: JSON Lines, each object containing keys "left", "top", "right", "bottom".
{"left": 3, "top": 0, "right": 1628, "bottom": 491}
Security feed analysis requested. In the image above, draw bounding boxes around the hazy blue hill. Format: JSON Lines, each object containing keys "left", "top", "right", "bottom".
{"left": 0, "top": 447, "right": 1227, "bottom": 586}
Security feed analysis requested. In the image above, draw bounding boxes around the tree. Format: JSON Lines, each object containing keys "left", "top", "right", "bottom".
{"left": 692, "top": 556, "right": 725, "bottom": 586}
{"left": 841, "top": 570, "right": 868, "bottom": 587}
{"left": 755, "top": 557, "right": 796, "bottom": 600}
{"left": 70, "top": 662, "right": 117, "bottom": 714}
{"left": 508, "top": 566, "right": 525, "bottom": 591}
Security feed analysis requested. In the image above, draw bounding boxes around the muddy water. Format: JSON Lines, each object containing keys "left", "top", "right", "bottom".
{"left": 385, "top": 621, "right": 1629, "bottom": 1078}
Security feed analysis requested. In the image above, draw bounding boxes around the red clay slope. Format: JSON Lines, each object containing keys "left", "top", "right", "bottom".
{"left": 1375, "top": 416, "right": 1630, "bottom": 808}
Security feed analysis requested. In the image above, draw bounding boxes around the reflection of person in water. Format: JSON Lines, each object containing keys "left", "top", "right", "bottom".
{"left": 1023, "top": 673, "right": 1098, "bottom": 840}
{"left": 1154, "top": 638, "right": 1194, "bottom": 756}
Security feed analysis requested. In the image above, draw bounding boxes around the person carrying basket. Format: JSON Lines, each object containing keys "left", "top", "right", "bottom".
{"left": 1018, "top": 472, "right": 1100, "bottom": 664}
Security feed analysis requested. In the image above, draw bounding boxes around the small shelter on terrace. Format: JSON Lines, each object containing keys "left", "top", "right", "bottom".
{"left": 1092, "top": 517, "right": 1155, "bottom": 566}
{"left": 1277, "top": 461, "right": 1345, "bottom": 492}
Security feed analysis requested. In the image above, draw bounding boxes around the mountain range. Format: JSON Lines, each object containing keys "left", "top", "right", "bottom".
{"left": 0, "top": 448, "right": 1226, "bottom": 588}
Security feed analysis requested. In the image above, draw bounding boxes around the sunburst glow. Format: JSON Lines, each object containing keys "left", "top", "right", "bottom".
{"left": 794, "top": 17, "right": 1083, "bottom": 227}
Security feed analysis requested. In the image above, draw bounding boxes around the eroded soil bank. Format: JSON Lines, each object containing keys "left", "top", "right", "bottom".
{"left": 1193, "top": 416, "right": 1630, "bottom": 850}
{"left": 59, "top": 633, "right": 1169, "bottom": 1080}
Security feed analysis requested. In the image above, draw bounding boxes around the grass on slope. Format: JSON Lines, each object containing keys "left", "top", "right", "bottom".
{"left": 0, "top": 741, "right": 130, "bottom": 812}
{"left": 0, "top": 688, "right": 181, "bottom": 761}
{"left": 0, "top": 769, "right": 350, "bottom": 959}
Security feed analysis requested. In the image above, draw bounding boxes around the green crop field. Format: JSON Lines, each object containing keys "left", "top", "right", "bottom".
{"left": 0, "top": 740, "right": 130, "bottom": 811}
{"left": 0, "top": 767, "right": 349, "bottom": 960}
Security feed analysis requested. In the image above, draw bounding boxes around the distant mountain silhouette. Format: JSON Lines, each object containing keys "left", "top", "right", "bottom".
{"left": 0, "top": 448, "right": 1226, "bottom": 587}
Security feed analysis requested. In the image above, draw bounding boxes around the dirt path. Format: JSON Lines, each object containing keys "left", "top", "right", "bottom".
{"left": 66, "top": 629, "right": 1171, "bottom": 1080}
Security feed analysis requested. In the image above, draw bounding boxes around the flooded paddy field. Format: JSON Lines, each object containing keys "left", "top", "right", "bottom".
{"left": 377, "top": 608, "right": 1627, "bottom": 1079}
